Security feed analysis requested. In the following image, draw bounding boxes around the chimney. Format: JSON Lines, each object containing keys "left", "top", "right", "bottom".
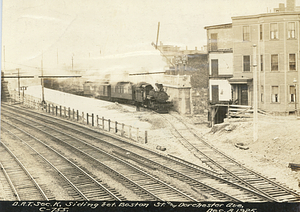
{"left": 279, "top": 3, "right": 285, "bottom": 12}
{"left": 286, "top": 0, "right": 295, "bottom": 11}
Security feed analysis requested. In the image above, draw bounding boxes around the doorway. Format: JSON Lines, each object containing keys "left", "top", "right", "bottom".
{"left": 238, "top": 84, "right": 248, "bottom": 105}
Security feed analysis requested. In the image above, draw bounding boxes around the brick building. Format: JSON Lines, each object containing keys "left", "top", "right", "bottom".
{"left": 205, "top": 0, "right": 300, "bottom": 115}
{"left": 157, "top": 42, "right": 209, "bottom": 115}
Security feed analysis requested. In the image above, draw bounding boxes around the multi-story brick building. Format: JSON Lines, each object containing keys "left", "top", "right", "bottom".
{"left": 206, "top": 0, "right": 300, "bottom": 115}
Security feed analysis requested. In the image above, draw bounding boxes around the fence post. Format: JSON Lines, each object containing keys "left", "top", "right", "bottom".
{"left": 92, "top": 114, "right": 94, "bottom": 126}
{"left": 96, "top": 115, "right": 99, "bottom": 127}
{"left": 87, "top": 113, "right": 89, "bottom": 125}
{"left": 115, "top": 121, "right": 118, "bottom": 133}
{"left": 108, "top": 119, "right": 111, "bottom": 131}
{"left": 121, "top": 123, "right": 125, "bottom": 137}
{"left": 102, "top": 117, "right": 104, "bottom": 130}
{"left": 64, "top": 107, "right": 66, "bottom": 118}
{"left": 145, "top": 131, "right": 148, "bottom": 144}
{"left": 48, "top": 104, "right": 50, "bottom": 113}
{"left": 55, "top": 106, "right": 57, "bottom": 116}
{"left": 68, "top": 107, "right": 71, "bottom": 119}
{"left": 129, "top": 126, "right": 132, "bottom": 139}
{"left": 82, "top": 112, "right": 84, "bottom": 124}
{"left": 73, "top": 109, "right": 75, "bottom": 120}
{"left": 60, "top": 106, "right": 62, "bottom": 117}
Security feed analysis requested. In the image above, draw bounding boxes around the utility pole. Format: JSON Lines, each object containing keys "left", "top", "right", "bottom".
{"left": 253, "top": 44, "right": 258, "bottom": 142}
{"left": 72, "top": 54, "right": 74, "bottom": 71}
{"left": 155, "top": 22, "right": 160, "bottom": 49}
{"left": 17, "top": 68, "right": 20, "bottom": 98}
{"left": 41, "top": 54, "right": 45, "bottom": 104}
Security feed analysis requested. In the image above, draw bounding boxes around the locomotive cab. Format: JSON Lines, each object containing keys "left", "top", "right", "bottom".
{"left": 134, "top": 82, "right": 154, "bottom": 103}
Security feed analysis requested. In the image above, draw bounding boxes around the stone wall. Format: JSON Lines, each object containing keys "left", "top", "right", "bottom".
{"left": 187, "top": 54, "right": 209, "bottom": 115}
{"left": 164, "top": 54, "right": 209, "bottom": 115}
{"left": 191, "top": 87, "right": 209, "bottom": 115}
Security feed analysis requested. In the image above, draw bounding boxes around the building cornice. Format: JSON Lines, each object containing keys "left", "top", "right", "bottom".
{"left": 204, "top": 23, "right": 232, "bottom": 30}
{"left": 232, "top": 12, "right": 300, "bottom": 20}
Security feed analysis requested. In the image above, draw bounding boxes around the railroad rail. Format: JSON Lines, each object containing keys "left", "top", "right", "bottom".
{"left": 1, "top": 104, "right": 284, "bottom": 202}
{"left": 158, "top": 112, "right": 300, "bottom": 202}
{"left": 0, "top": 142, "right": 48, "bottom": 200}
{"left": 1, "top": 121, "right": 123, "bottom": 201}
{"left": 1, "top": 108, "right": 198, "bottom": 202}
{"left": 0, "top": 162, "right": 17, "bottom": 200}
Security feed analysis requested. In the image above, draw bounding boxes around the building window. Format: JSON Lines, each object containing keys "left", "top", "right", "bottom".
{"left": 243, "top": 26, "right": 250, "bottom": 41}
{"left": 211, "top": 59, "right": 218, "bottom": 76}
{"left": 271, "top": 86, "right": 279, "bottom": 103}
{"left": 260, "top": 24, "right": 263, "bottom": 40}
{"left": 271, "top": 54, "right": 278, "bottom": 71}
{"left": 260, "top": 55, "right": 263, "bottom": 71}
{"left": 289, "top": 54, "right": 296, "bottom": 71}
{"left": 261, "top": 85, "right": 264, "bottom": 102}
{"left": 210, "top": 33, "right": 218, "bottom": 51}
{"left": 288, "top": 22, "right": 295, "bottom": 39}
{"left": 290, "top": 85, "right": 296, "bottom": 102}
{"left": 243, "top": 55, "right": 250, "bottom": 72}
{"left": 270, "top": 23, "right": 278, "bottom": 40}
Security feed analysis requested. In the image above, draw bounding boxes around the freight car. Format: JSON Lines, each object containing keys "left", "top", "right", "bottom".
{"left": 83, "top": 81, "right": 172, "bottom": 113}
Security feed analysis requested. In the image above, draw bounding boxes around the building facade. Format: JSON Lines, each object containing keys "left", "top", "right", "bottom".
{"left": 205, "top": 24, "right": 233, "bottom": 105}
{"left": 205, "top": 0, "right": 300, "bottom": 115}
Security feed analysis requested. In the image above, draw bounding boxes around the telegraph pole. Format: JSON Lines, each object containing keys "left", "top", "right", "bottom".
{"left": 41, "top": 54, "right": 45, "bottom": 104}
{"left": 17, "top": 68, "right": 20, "bottom": 98}
{"left": 253, "top": 44, "right": 258, "bottom": 142}
{"left": 155, "top": 22, "right": 160, "bottom": 49}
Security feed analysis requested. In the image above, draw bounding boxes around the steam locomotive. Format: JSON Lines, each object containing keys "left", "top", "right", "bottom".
{"left": 83, "top": 81, "right": 172, "bottom": 113}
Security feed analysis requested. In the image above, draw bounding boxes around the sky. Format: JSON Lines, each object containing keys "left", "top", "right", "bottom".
{"left": 1, "top": 0, "right": 299, "bottom": 77}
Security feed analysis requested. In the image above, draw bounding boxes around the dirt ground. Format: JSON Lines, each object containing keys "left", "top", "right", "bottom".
{"left": 104, "top": 103, "right": 300, "bottom": 194}
{"left": 202, "top": 114, "right": 300, "bottom": 193}
{"left": 143, "top": 112, "right": 300, "bottom": 194}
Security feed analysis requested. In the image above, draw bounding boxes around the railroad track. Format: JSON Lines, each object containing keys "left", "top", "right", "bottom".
{"left": 1, "top": 109, "right": 198, "bottom": 202}
{"left": 158, "top": 111, "right": 300, "bottom": 202}
{"left": 0, "top": 142, "right": 48, "bottom": 200}
{"left": 0, "top": 162, "right": 16, "bottom": 200}
{"left": 1, "top": 121, "right": 123, "bottom": 201}
{"left": 1, "top": 104, "right": 283, "bottom": 202}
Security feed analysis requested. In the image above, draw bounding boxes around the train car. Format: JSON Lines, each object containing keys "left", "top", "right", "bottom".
{"left": 97, "top": 83, "right": 111, "bottom": 100}
{"left": 110, "top": 81, "right": 134, "bottom": 103}
{"left": 83, "top": 81, "right": 95, "bottom": 97}
{"left": 84, "top": 80, "right": 172, "bottom": 113}
{"left": 83, "top": 81, "right": 111, "bottom": 100}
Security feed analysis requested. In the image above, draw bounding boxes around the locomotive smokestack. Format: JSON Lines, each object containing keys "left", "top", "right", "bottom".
{"left": 155, "top": 83, "right": 163, "bottom": 91}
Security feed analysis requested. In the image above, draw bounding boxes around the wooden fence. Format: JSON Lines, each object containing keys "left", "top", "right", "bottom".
{"left": 9, "top": 90, "right": 147, "bottom": 143}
